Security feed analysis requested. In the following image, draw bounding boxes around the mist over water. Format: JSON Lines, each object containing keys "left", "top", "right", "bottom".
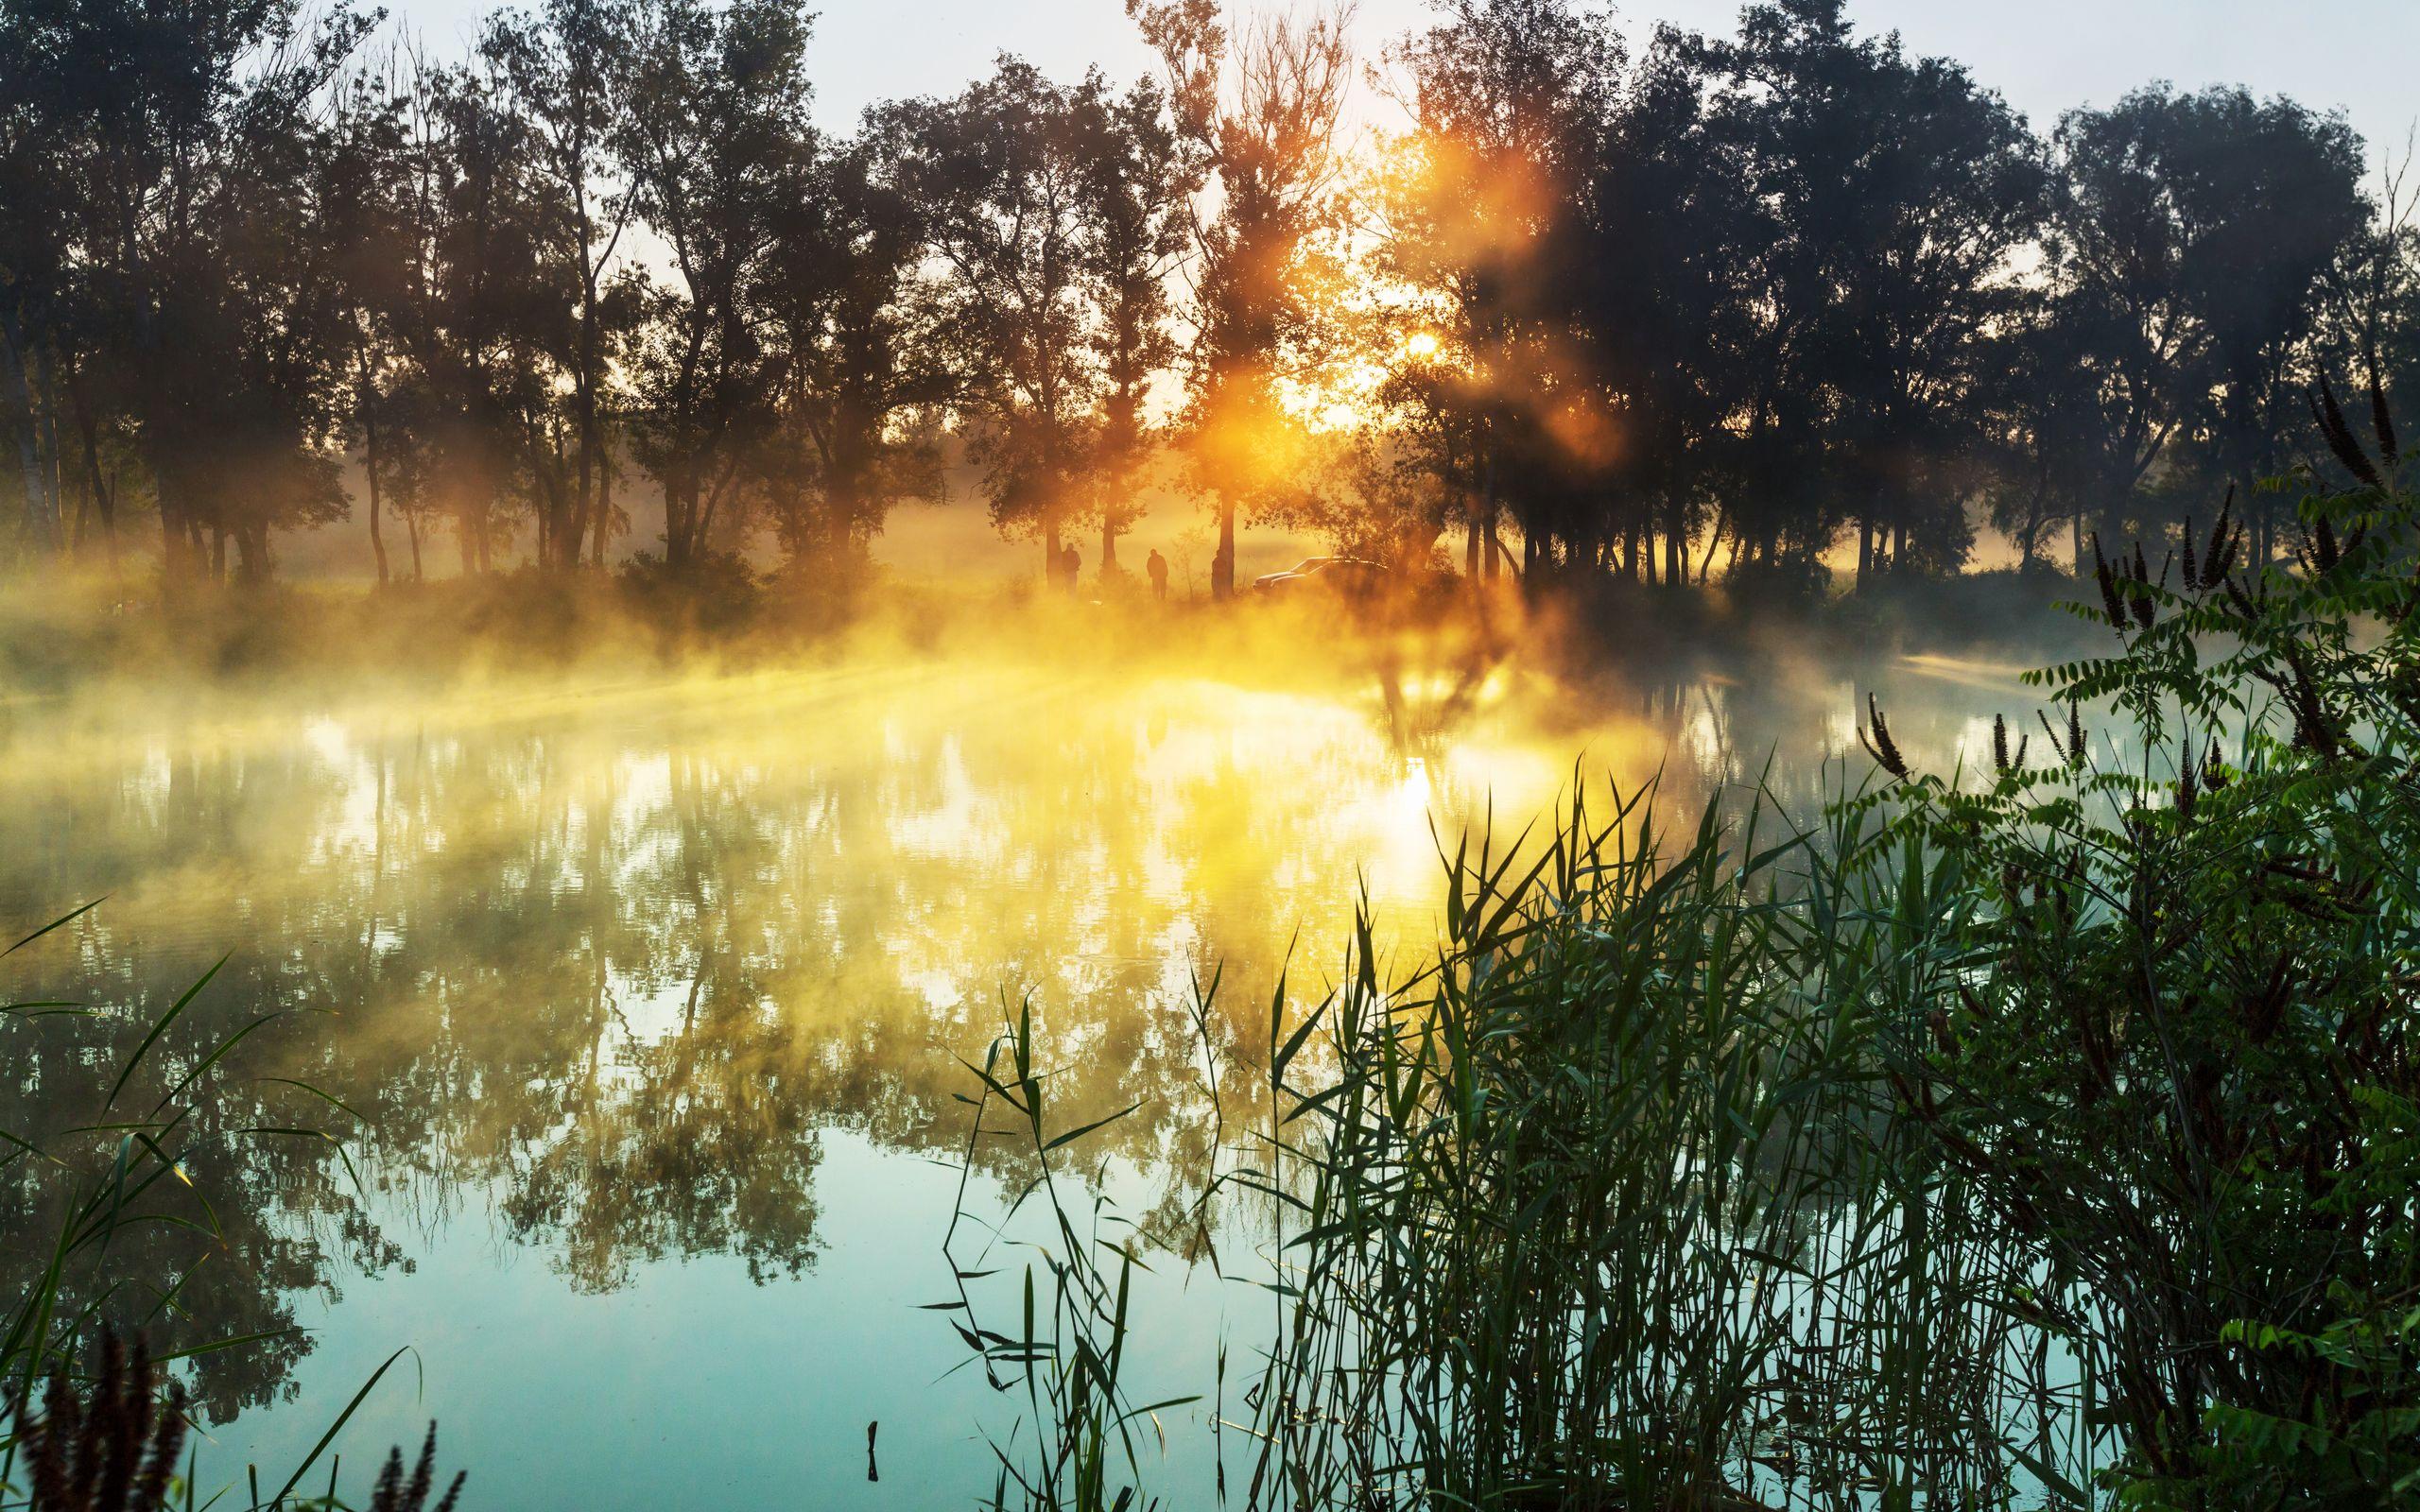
{"left": 0, "top": 590, "right": 2073, "bottom": 1508}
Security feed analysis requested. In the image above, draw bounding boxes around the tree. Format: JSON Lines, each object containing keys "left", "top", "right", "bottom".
{"left": 9, "top": 0, "right": 374, "bottom": 584}
{"left": 1373, "top": 0, "right": 1620, "bottom": 582}
{"left": 890, "top": 60, "right": 1108, "bottom": 576}
{"left": 614, "top": 0, "right": 814, "bottom": 572}
{"left": 2052, "top": 87, "right": 2368, "bottom": 566}
{"left": 1130, "top": 0, "right": 1351, "bottom": 598}
{"left": 481, "top": 0, "right": 635, "bottom": 570}
{"left": 406, "top": 55, "right": 573, "bottom": 576}
{"left": 1079, "top": 77, "right": 1194, "bottom": 574}
{"left": 1702, "top": 0, "right": 2049, "bottom": 587}
{"left": 1576, "top": 28, "right": 1770, "bottom": 583}
{"left": 753, "top": 127, "right": 950, "bottom": 578}
{"left": 0, "top": 0, "right": 77, "bottom": 557}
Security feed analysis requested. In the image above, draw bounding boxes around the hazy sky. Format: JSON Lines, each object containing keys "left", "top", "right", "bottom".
{"left": 398, "top": 0, "right": 2420, "bottom": 165}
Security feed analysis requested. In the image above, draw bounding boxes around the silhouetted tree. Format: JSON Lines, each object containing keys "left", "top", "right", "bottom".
{"left": 1374, "top": 0, "right": 1621, "bottom": 584}
{"left": 614, "top": 0, "right": 813, "bottom": 571}
{"left": 1131, "top": 0, "right": 1351, "bottom": 598}
{"left": 753, "top": 127, "right": 950, "bottom": 576}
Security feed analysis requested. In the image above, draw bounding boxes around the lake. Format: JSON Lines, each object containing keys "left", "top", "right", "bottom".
{"left": 0, "top": 605, "right": 2059, "bottom": 1508}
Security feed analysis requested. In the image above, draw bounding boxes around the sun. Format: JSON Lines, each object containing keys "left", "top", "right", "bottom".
{"left": 1404, "top": 330, "right": 1442, "bottom": 361}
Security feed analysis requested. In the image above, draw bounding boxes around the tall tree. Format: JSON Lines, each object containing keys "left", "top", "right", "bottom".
{"left": 891, "top": 60, "right": 1108, "bottom": 576}
{"left": 1374, "top": 0, "right": 1621, "bottom": 582}
{"left": 614, "top": 0, "right": 814, "bottom": 571}
{"left": 1078, "top": 76, "right": 1194, "bottom": 574}
{"left": 1131, "top": 0, "right": 1352, "bottom": 598}
{"left": 482, "top": 0, "right": 635, "bottom": 570}
{"left": 12, "top": 0, "right": 373, "bottom": 583}
{"left": 2056, "top": 86, "right": 2369, "bottom": 563}
{"left": 754, "top": 127, "right": 950, "bottom": 577}
{"left": 1703, "top": 0, "right": 2049, "bottom": 586}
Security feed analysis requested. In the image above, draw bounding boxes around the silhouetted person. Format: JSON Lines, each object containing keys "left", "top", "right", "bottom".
{"left": 1147, "top": 548, "right": 1168, "bottom": 600}
{"left": 1063, "top": 542, "right": 1081, "bottom": 592}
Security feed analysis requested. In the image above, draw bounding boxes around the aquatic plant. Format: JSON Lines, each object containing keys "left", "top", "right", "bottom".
{"left": 6, "top": 1331, "right": 186, "bottom": 1512}
{"left": 953, "top": 417, "right": 2420, "bottom": 1509}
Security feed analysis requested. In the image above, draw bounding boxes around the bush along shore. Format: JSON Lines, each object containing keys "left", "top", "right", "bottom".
{"left": 949, "top": 426, "right": 2420, "bottom": 1508}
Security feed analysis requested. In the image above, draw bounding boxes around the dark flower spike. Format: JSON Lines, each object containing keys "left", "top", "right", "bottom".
{"left": 2037, "top": 708, "right": 2069, "bottom": 766}
{"left": 1858, "top": 693, "right": 1908, "bottom": 781}
{"left": 2203, "top": 486, "right": 2235, "bottom": 592}
{"left": 8, "top": 1327, "right": 190, "bottom": 1512}
{"left": 2092, "top": 534, "right": 2125, "bottom": 629}
{"left": 1989, "top": 718, "right": 2027, "bottom": 775}
{"left": 2068, "top": 701, "right": 2087, "bottom": 771}
{"left": 2314, "top": 371, "right": 2382, "bottom": 489}
{"left": 370, "top": 1422, "right": 465, "bottom": 1512}
{"left": 2181, "top": 516, "right": 2198, "bottom": 592}
{"left": 2130, "top": 548, "right": 2156, "bottom": 629}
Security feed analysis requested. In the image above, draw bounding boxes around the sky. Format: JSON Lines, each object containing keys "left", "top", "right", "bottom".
{"left": 396, "top": 0, "right": 2420, "bottom": 168}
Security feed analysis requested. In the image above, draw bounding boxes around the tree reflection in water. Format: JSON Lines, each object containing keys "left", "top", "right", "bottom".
{"left": 0, "top": 638, "right": 2034, "bottom": 1438}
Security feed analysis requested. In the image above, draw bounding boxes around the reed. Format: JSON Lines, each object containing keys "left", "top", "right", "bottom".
{"left": 955, "top": 440, "right": 2420, "bottom": 1509}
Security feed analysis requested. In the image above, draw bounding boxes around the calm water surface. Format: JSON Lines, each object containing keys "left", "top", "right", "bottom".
{"left": 0, "top": 627, "right": 2048, "bottom": 1507}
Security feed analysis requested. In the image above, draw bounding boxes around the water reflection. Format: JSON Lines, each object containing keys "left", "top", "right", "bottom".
{"left": 0, "top": 630, "right": 2046, "bottom": 1476}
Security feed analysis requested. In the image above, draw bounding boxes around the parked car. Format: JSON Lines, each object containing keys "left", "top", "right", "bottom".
{"left": 1251, "top": 557, "right": 1389, "bottom": 597}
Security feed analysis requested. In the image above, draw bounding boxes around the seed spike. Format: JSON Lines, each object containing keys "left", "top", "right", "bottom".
{"left": 2037, "top": 708, "right": 2068, "bottom": 765}
{"left": 1858, "top": 693, "right": 1908, "bottom": 781}
{"left": 2092, "top": 534, "right": 2125, "bottom": 630}
{"left": 2315, "top": 371, "right": 2382, "bottom": 488}
{"left": 2202, "top": 487, "right": 2235, "bottom": 592}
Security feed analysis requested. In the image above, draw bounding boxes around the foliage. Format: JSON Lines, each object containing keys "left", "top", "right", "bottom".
{"left": 2, "top": 0, "right": 2411, "bottom": 599}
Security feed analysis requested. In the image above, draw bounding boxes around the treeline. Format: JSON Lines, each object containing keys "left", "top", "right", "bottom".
{"left": 0, "top": 0, "right": 2412, "bottom": 596}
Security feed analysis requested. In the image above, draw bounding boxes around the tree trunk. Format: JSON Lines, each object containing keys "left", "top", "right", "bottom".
{"left": 2, "top": 311, "right": 60, "bottom": 554}
{"left": 359, "top": 371, "right": 389, "bottom": 587}
{"left": 157, "top": 468, "right": 188, "bottom": 586}
{"left": 1479, "top": 455, "right": 1499, "bottom": 583}
{"left": 65, "top": 357, "right": 116, "bottom": 562}
{"left": 233, "top": 522, "right": 271, "bottom": 584}
{"left": 1213, "top": 495, "right": 1236, "bottom": 598}
{"left": 35, "top": 347, "right": 63, "bottom": 553}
